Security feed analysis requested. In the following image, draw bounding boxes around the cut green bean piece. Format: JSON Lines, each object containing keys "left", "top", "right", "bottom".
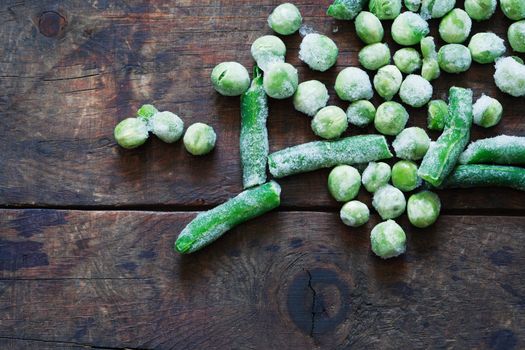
{"left": 439, "top": 165, "right": 525, "bottom": 191}
{"left": 240, "top": 67, "right": 269, "bottom": 189}
{"left": 459, "top": 135, "right": 525, "bottom": 165}
{"left": 175, "top": 181, "right": 281, "bottom": 254}
{"left": 418, "top": 86, "right": 473, "bottom": 187}
{"left": 137, "top": 104, "right": 158, "bottom": 121}
{"left": 268, "top": 135, "right": 393, "bottom": 178}
{"left": 327, "top": 0, "right": 367, "bottom": 20}
{"left": 427, "top": 99, "right": 448, "bottom": 131}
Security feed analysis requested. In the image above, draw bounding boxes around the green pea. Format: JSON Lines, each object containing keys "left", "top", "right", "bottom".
{"left": 251, "top": 35, "right": 286, "bottom": 71}
{"left": 373, "top": 65, "right": 402, "bottom": 101}
{"left": 370, "top": 219, "right": 406, "bottom": 259}
{"left": 500, "top": 0, "right": 525, "bottom": 20}
{"left": 372, "top": 184, "right": 406, "bottom": 219}
{"left": 464, "top": 0, "right": 497, "bottom": 21}
{"left": 183, "top": 123, "right": 217, "bottom": 156}
{"left": 439, "top": 9, "right": 472, "bottom": 44}
{"left": 114, "top": 118, "right": 149, "bottom": 149}
{"left": 355, "top": 11, "right": 384, "bottom": 44}
{"left": 358, "top": 43, "right": 391, "bottom": 71}
{"left": 328, "top": 165, "right": 361, "bottom": 202}
{"left": 263, "top": 62, "right": 299, "bottom": 99}
{"left": 421, "top": 57, "right": 440, "bottom": 81}
{"left": 369, "top": 0, "right": 402, "bottom": 20}
{"left": 508, "top": 21, "right": 525, "bottom": 53}
{"left": 150, "top": 111, "right": 184, "bottom": 143}
{"left": 340, "top": 201, "right": 370, "bottom": 227}
{"left": 362, "top": 162, "right": 391, "bottom": 193}
{"left": 391, "top": 12, "right": 430, "bottom": 46}
{"left": 374, "top": 101, "right": 408, "bottom": 136}
{"left": 311, "top": 106, "right": 348, "bottom": 139}
{"left": 392, "top": 160, "right": 421, "bottom": 192}
{"left": 335, "top": 67, "right": 373, "bottom": 102}
{"left": 346, "top": 100, "right": 376, "bottom": 127}
{"left": 399, "top": 74, "right": 433, "bottom": 108}
{"left": 392, "top": 127, "right": 431, "bottom": 160}
{"left": 473, "top": 94, "right": 503, "bottom": 128}
{"left": 468, "top": 32, "right": 506, "bottom": 64}
{"left": 407, "top": 191, "right": 441, "bottom": 228}
{"left": 268, "top": 3, "right": 302, "bottom": 35}
{"left": 438, "top": 44, "right": 472, "bottom": 73}
{"left": 211, "top": 62, "right": 250, "bottom": 96}
{"left": 393, "top": 48, "right": 422, "bottom": 74}
{"left": 299, "top": 33, "right": 339, "bottom": 72}
{"left": 293, "top": 80, "right": 329, "bottom": 117}
{"left": 137, "top": 104, "right": 158, "bottom": 121}
{"left": 494, "top": 57, "right": 525, "bottom": 97}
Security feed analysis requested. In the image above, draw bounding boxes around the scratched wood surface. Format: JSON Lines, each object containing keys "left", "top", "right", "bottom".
{"left": 0, "top": 0, "right": 524, "bottom": 349}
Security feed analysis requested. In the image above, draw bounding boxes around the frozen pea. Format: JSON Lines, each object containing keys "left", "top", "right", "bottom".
{"left": 508, "top": 21, "right": 525, "bottom": 53}
{"left": 427, "top": 99, "right": 448, "bottom": 131}
{"left": 421, "top": 36, "right": 437, "bottom": 59}
{"left": 150, "top": 111, "right": 184, "bottom": 143}
{"left": 500, "top": 0, "right": 525, "bottom": 20}
{"left": 369, "top": 0, "right": 402, "bottom": 19}
{"left": 263, "top": 62, "right": 299, "bottom": 99}
{"left": 293, "top": 80, "right": 329, "bottom": 117}
{"left": 370, "top": 220, "right": 406, "bottom": 259}
{"left": 405, "top": 0, "right": 422, "bottom": 12}
{"left": 393, "top": 48, "right": 422, "bottom": 74}
{"left": 137, "top": 104, "right": 158, "bottom": 121}
{"left": 399, "top": 74, "right": 433, "bottom": 108}
{"left": 114, "top": 118, "right": 149, "bottom": 149}
{"left": 464, "top": 0, "right": 497, "bottom": 21}
{"left": 407, "top": 191, "right": 441, "bottom": 228}
{"left": 472, "top": 94, "right": 503, "bottom": 128}
{"left": 439, "top": 9, "right": 472, "bottom": 44}
{"left": 391, "top": 12, "right": 430, "bottom": 46}
{"left": 372, "top": 184, "right": 406, "bottom": 219}
{"left": 358, "top": 43, "right": 391, "bottom": 71}
{"left": 299, "top": 34, "right": 339, "bottom": 72}
{"left": 468, "top": 32, "right": 506, "bottom": 64}
{"left": 335, "top": 67, "right": 374, "bottom": 102}
{"left": 422, "top": 57, "right": 441, "bottom": 81}
{"left": 251, "top": 35, "right": 286, "bottom": 72}
{"left": 392, "top": 127, "right": 431, "bottom": 160}
{"left": 347, "top": 100, "right": 376, "bottom": 127}
{"left": 211, "top": 62, "right": 250, "bottom": 96}
{"left": 362, "top": 162, "right": 391, "bottom": 193}
{"left": 494, "top": 57, "right": 525, "bottom": 97}
{"left": 373, "top": 65, "right": 402, "bottom": 101}
{"left": 328, "top": 165, "right": 361, "bottom": 202}
{"left": 438, "top": 44, "right": 472, "bottom": 73}
{"left": 312, "top": 106, "right": 348, "bottom": 139}
{"left": 374, "top": 101, "right": 409, "bottom": 136}
{"left": 183, "top": 123, "right": 216, "bottom": 156}
{"left": 355, "top": 11, "right": 384, "bottom": 44}
{"left": 340, "top": 201, "right": 370, "bottom": 227}
{"left": 268, "top": 3, "right": 302, "bottom": 35}
{"left": 420, "top": 0, "right": 456, "bottom": 19}
{"left": 327, "top": 0, "right": 366, "bottom": 20}
{"left": 392, "top": 160, "right": 421, "bottom": 192}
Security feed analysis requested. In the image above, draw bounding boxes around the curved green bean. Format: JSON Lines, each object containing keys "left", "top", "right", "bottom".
{"left": 439, "top": 165, "right": 525, "bottom": 191}
{"left": 460, "top": 135, "right": 525, "bottom": 165}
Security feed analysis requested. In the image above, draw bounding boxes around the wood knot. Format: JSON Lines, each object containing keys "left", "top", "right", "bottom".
{"left": 38, "top": 11, "right": 67, "bottom": 38}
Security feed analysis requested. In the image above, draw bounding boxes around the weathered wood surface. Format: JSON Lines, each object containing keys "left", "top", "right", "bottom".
{"left": 0, "top": 0, "right": 524, "bottom": 210}
{"left": 0, "top": 209, "right": 524, "bottom": 349}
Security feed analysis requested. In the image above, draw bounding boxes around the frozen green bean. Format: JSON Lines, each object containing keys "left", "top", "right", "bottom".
{"left": 459, "top": 135, "right": 525, "bottom": 165}
{"left": 439, "top": 165, "right": 525, "bottom": 191}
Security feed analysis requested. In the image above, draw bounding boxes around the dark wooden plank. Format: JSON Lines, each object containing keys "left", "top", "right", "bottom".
{"left": 0, "top": 1, "right": 524, "bottom": 210}
{"left": 0, "top": 209, "right": 523, "bottom": 348}
{"left": 0, "top": 337, "right": 106, "bottom": 349}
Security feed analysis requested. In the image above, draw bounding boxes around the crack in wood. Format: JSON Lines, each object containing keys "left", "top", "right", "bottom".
{"left": 0, "top": 335, "right": 152, "bottom": 350}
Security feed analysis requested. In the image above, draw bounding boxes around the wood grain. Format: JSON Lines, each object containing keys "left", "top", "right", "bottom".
{"left": 0, "top": 0, "right": 524, "bottom": 210}
{"left": 0, "top": 209, "right": 523, "bottom": 349}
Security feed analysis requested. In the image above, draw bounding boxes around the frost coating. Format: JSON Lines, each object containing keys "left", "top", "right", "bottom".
{"left": 374, "top": 101, "right": 409, "bottom": 135}
{"left": 211, "top": 62, "right": 250, "bottom": 96}
{"left": 407, "top": 191, "right": 441, "bottom": 228}
{"left": 335, "top": 67, "right": 373, "bottom": 102}
{"left": 372, "top": 185, "right": 406, "bottom": 220}
{"left": 358, "top": 43, "right": 391, "bottom": 71}
{"left": 399, "top": 74, "right": 433, "bottom": 108}
{"left": 373, "top": 65, "right": 402, "bottom": 101}
{"left": 114, "top": 118, "right": 149, "bottom": 149}
{"left": 468, "top": 32, "right": 505, "bottom": 64}
{"left": 459, "top": 135, "right": 525, "bottom": 165}
{"left": 508, "top": 21, "right": 525, "bottom": 53}
{"left": 251, "top": 35, "right": 286, "bottom": 72}
{"left": 393, "top": 127, "right": 431, "bottom": 160}
{"left": 150, "top": 111, "right": 184, "bottom": 143}
{"left": 500, "top": 0, "right": 525, "bottom": 20}
{"left": 369, "top": 0, "right": 402, "bottom": 19}
{"left": 327, "top": 0, "right": 367, "bottom": 20}
{"left": 311, "top": 106, "right": 348, "bottom": 139}
{"left": 263, "top": 62, "right": 299, "bottom": 99}
{"left": 438, "top": 44, "right": 472, "bottom": 73}
{"left": 362, "top": 162, "right": 392, "bottom": 193}
{"left": 391, "top": 12, "right": 430, "bottom": 46}
{"left": 494, "top": 57, "right": 525, "bottom": 97}
{"left": 268, "top": 3, "right": 302, "bottom": 35}
{"left": 439, "top": 9, "right": 472, "bottom": 44}
{"left": 392, "top": 160, "right": 422, "bottom": 192}
{"left": 340, "top": 201, "right": 370, "bottom": 227}
{"left": 465, "top": 0, "right": 497, "bottom": 21}
{"left": 355, "top": 11, "right": 384, "bottom": 44}
{"left": 293, "top": 80, "right": 329, "bottom": 117}
{"left": 420, "top": 0, "right": 456, "bottom": 19}
{"left": 347, "top": 100, "right": 376, "bottom": 127}
{"left": 393, "top": 48, "right": 422, "bottom": 74}
{"left": 299, "top": 33, "right": 339, "bottom": 72}
{"left": 472, "top": 94, "right": 502, "bottom": 128}
{"left": 328, "top": 165, "right": 361, "bottom": 202}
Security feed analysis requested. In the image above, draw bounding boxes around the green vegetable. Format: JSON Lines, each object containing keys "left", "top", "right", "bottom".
{"left": 391, "top": 160, "right": 421, "bottom": 192}
{"left": 327, "top": 0, "right": 367, "bottom": 20}
{"left": 346, "top": 100, "right": 376, "bottom": 127}
{"left": 328, "top": 165, "right": 361, "bottom": 202}
{"left": 175, "top": 181, "right": 281, "bottom": 254}
{"left": 268, "top": 134, "right": 393, "bottom": 178}
{"left": 500, "top": 0, "right": 525, "bottom": 20}
{"left": 369, "top": 0, "right": 402, "bottom": 19}
{"left": 372, "top": 184, "right": 406, "bottom": 219}
{"left": 508, "top": 21, "right": 525, "bottom": 53}
{"left": 399, "top": 74, "right": 433, "bottom": 108}
{"left": 358, "top": 43, "right": 391, "bottom": 71}
{"left": 494, "top": 57, "right": 525, "bottom": 97}
{"left": 183, "top": 122, "right": 217, "bottom": 156}
{"left": 418, "top": 86, "right": 473, "bottom": 187}
{"left": 150, "top": 111, "right": 184, "bottom": 143}
{"left": 391, "top": 12, "right": 430, "bottom": 46}
{"left": 293, "top": 80, "right": 329, "bottom": 117}
{"left": 374, "top": 101, "right": 409, "bottom": 136}
{"left": 420, "top": 0, "right": 456, "bottom": 19}
{"left": 240, "top": 67, "right": 269, "bottom": 189}
{"left": 362, "top": 162, "right": 391, "bottom": 193}
{"left": 407, "top": 191, "right": 441, "bottom": 228}
{"left": 373, "top": 65, "right": 402, "bottom": 101}
{"left": 472, "top": 94, "right": 503, "bottom": 128}
{"left": 354, "top": 11, "right": 384, "bottom": 44}
{"left": 311, "top": 106, "right": 348, "bottom": 139}
{"left": 459, "top": 135, "right": 525, "bottom": 165}
{"left": 392, "top": 127, "right": 431, "bottom": 160}
{"left": 370, "top": 220, "right": 406, "bottom": 259}
{"left": 405, "top": 0, "right": 422, "bottom": 12}
{"left": 335, "top": 67, "right": 374, "bottom": 102}
{"left": 468, "top": 32, "right": 506, "bottom": 64}
{"left": 211, "top": 62, "right": 250, "bottom": 97}
{"left": 439, "top": 9, "right": 472, "bottom": 44}
{"left": 263, "top": 62, "right": 298, "bottom": 99}
{"left": 268, "top": 3, "right": 302, "bottom": 35}
{"left": 422, "top": 57, "right": 441, "bottom": 81}
{"left": 439, "top": 165, "right": 525, "bottom": 191}
{"left": 427, "top": 99, "right": 448, "bottom": 131}
{"left": 393, "top": 48, "right": 422, "bottom": 74}
{"left": 464, "top": 0, "right": 497, "bottom": 21}
{"left": 137, "top": 104, "right": 158, "bottom": 121}
{"left": 340, "top": 201, "right": 370, "bottom": 227}
{"left": 421, "top": 36, "right": 437, "bottom": 59}
{"left": 438, "top": 44, "right": 472, "bottom": 73}
{"left": 251, "top": 35, "right": 286, "bottom": 72}
{"left": 299, "top": 33, "right": 339, "bottom": 72}
{"left": 114, "top": 118, "right": 149, "bottom": 149}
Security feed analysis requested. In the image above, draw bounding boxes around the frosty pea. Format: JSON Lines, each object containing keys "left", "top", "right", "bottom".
{"left": 392, "top": 127, "right": 430, "bottom": 160}
{"left": 373, "top": 65, "right": 402, "bottom": 101}
{"left": 407, "top": 191, "right": 441, "bottom": 228}
{"left": 268, "top": 3, "right": 302, "bottom": 35}
{"left": 211, "top": 62, "right": 250, "bottom": 96}
{"left": 370, "top": 220, "right": 406, "bottom": 259}
{"left": 392, "top": 160, "right": 421, "bottom": 192}
{"left": 328, "top": 165, "right": 361, "bottom": 202}
{"left": 311, "top": 106, "right": 348, "bottom": 139}
{"left": 340, "top": 201, "right": 370, "bottom": 227}
{"left": 299, "top": 33, "right": 339, "bottom": 72}
{"left": 362, "top": 162, "right": 391, "bottom": 193}
{"left": 347, "top": 100, "right": 376, "bottom": 127}
{"left": 472, "top": 94, "right": 503, "bottom": 128}
{"left": 293, "top": 80, "right": 329, "bottom": 117}
{"left": 183, "top": 123, "right": 217, "bottom": 156}
{"left": 374, "top": 101, "right": 408, "bottom": 136}
{"left": 372, "top": 184, "right": 407, "bottom": 219}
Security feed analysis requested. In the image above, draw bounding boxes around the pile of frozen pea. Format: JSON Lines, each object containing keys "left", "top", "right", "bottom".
{"left": 117, "top": 1, "right": 525, "bottom": 258}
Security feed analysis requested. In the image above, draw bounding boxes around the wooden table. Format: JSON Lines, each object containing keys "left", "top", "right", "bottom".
{"left": 1, "top": 1, "right": 524, "bottom": 349}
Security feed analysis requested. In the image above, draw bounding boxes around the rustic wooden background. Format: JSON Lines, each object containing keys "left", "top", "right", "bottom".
{"left": 0, "top": 0, "right": 524, "bottom": 349}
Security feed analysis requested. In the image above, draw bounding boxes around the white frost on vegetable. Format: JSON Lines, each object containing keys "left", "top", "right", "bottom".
{"left": 494, "top": 57, "right": 525, "bottom": 97}
{"left": 399, "top": 74, "right": 433, "bottom": 108}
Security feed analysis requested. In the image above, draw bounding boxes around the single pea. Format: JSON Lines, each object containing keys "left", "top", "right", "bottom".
{"left": 328, "top": 165, "right": 361, "bottom": 202}
{"left": 355, "top": 11, "right": 384, "bottom": 44}
{"left": 420, "top": 36, "right": 437, "bottom": 59}
{"left": 500, "top": 0, "right": 525, "bottom": 20}
{"left": 494, "top": 56, "right": 525, "bottom": 97}
{"left": 150, "top": 111, "right": 184, "bottom": 143}
{"left": 438, "top": 44, "right": 472, "bottom": 73}
{"left": 392, "top": 127, "right": 431, "bottom": 160}
{"left": 405, "top": 0, "right": 422, "bottom": 12}
{"left": 372, "top": 184, "right": 406, "bottom": 220}
{"left": 391, "top": 12, "right": 430, "bottom": 46}
{"left": 464, "top": 0, "right": 497, "bottom": 21}
{"left": 268, "top": 3, "right": 302, "bottom": 35}
{"left": 392, "top": 160, "right": 421, "bottom": 192}
{"left": 251, "top": 35, "right": 286, "bottom": 72}
{"left": 373, "top": 65, "right": 402, "bottom": 101}
{"left": 508, "top": 21, "right": 525, "bottom": 53}
{"left": 358, "top": 43, "right": 391, "bottom": 71}
{"left": 421, "top": 57, "right": 441, "bottom": 81}
{"left": 407, "top": 191, "right": 441, "bottom": 228}
{"left": 311, "top": 106, "right": 348, "bottom": 139}
{"left": 299, "top": 33, "right": 339, "bottom": 72}
{"left": 420, "top": 0, "right": 456, "bottom": 19}
{"left": 335, "top": 67, "right": 374, "bottom": 102}
{"left": 472, "top": 94, "right": 503, "bottom": 128}
{"left": 468, "top": 32, "right": 506, "bottom": 64}
{"left": 374, "top": 101, "right": 409, "bottom": 136}
{"left": 439, "top": 9, "right": 472, "bottom": 44}
{"left": 183, "top": 123, "right": 217, "bottom": 156}
{"left": 393, "top": 48, "right": 422, "bottom": 74}
{"left": 427, "top": 99, "right": 448, "bottom": 131}
{"left": 263, "top": 62, "right": 299, "bottom": 99}
{"left": 114, "top": 118, "right": 149, "bottom": 149}
{"left": 293, "top": 80, "right": 329, "bottom": 117}
{"left": 137, "top": 104, "right": 158, "bottom": 121}
{"left": 340, "top": 201, "right": 370, "bottom": 227}
{"left": 370, "top": 220, "right": 406, "bottom": 259}
{"left": 399, "top": 74, "right": 433, "bottom": 108}
{"left": 369, "top": 0, "right": 402, "bottom": 20}
{"left": 362, "top": 162, "right": 392, "bottom": 193}
{"left": 211, "top": 62, "right": 250, "bottom": 96}
{"left": 347, "top": 100, "right": 376, "bottom": 127}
